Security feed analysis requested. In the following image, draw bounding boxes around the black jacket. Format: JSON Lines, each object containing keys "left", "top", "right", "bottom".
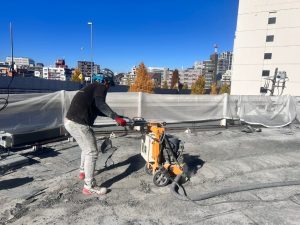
{"left": 66, "top": 83, "right": 117, "bottom": 126}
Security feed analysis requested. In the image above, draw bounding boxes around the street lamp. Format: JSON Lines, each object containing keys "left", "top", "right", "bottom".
{"left": 87, "top": 22, "right": 93, "bottom": 83}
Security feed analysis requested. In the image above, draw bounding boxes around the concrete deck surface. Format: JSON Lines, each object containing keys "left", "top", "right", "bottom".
{"left": 0, "top": 126, "right": 300, "bottom": 225}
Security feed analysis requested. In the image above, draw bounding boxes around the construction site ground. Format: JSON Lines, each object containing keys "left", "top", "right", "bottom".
{"left": 1, "top": 125, "right": 300, "bottom": 225}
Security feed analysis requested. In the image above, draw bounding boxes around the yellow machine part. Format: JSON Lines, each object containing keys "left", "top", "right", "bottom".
{"left": 163, "top": 164, "right": 184, "bottom": 176}
{"left": 149, "top": 124, "right": 165, "bottom": 172}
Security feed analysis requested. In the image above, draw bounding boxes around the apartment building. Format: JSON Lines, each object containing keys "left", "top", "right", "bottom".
{"left": 43, "top": 67, "right": 70, "bottom": 81}
{"left": 179, "top": 68, "right": 202, "bottom": 89}
{"left": 231, "top": 0, "right": 300, "bottom": 95}
{"left": 78, "top": 61, "right": 99, "bottom": 81}
{"left": 6, "top": 57, "right": 35, "bottom": 68}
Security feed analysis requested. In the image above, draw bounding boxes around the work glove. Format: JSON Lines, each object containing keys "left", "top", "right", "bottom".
{"left": 115, "top": 116, "right": 126, "bottom": 127}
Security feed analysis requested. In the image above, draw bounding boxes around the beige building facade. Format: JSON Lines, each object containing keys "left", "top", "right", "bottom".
{"left": 231, "top": 0, "right": 300, "bottom": 95}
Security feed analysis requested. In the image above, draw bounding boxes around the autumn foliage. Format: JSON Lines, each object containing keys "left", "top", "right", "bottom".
{"left": 210, "top": 83, "right": 218, "bottom": 95}
{"left": 71, "top": 69, "right": 83, "bottom": 82}
{"left": 170, "top": 69, "right": 179, "bottom": 89}
{"left": 191, "top": 76, "right": 206, "bottom": 94}
{"left": 219, "top": 83, "right": 231, "bottom": 94}
{"left": 129, "top": 62, "right": 154, "bottom": 93}
{"left": 182, "top": 83, "right": 188, "bottom": 90}
{"left": 162, "top": 80, "right": 168, "bottom": 89}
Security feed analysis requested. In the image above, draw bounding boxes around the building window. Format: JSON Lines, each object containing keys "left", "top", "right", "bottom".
{"left": 268, "top": 17, "right": 276, "bottom": 24}
{"left": 260, "top": 87, "right": 268, "bottom": 93}
{"left": 264, "top": 53, "right": 272, "bottom": 59}
{"left": 266, "top": 35, "right": 274, "bottom": 42}
{"left": 262, "top": 70, "right": 270, "bottom": 77}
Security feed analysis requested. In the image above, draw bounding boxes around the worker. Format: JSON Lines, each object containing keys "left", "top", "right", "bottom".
{"left": 64, "top": 74, "right": 126, "bottom": 195}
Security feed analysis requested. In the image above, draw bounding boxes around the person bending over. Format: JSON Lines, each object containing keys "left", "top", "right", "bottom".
{"left": 64, "top": 75, "right": 126, "bottom": 195}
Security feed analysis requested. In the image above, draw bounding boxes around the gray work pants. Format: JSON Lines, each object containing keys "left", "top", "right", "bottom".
{"left": 64, "top": 118, "right": 98, "bottom": 187}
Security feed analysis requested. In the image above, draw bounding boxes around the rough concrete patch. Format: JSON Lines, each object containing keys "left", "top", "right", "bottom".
{"left": 2, "top": 128, "right": 300, "bottom": 224}
{"left": 124, "top": 219, "right": 160, "bottom": 225}
{"left": 97, "top": 199, "right": 110, "bottom": 207}
{"left": 126, "top": 199, "right": 140, "bottom": 208}
{"left": 0, "top": 188, "right": 46, "bottom": 223}
{"left": 242, "top": 201, "right": 300, "bottom": 225}
{"left": 290, "top": 194, "right": 300, "bottom": 205}
{"left": 37, "top": 192, "right": 64, "bottom": 208}
{"left": 0, "top": 202, "right": 29, "bottom": 224}
{"left": 197, "top": 211, "right": 256, "bottom": 225}
{"left": 199, "top": 191, "right": 260, "bottom": 206}
{"left": 252, "top": 186, "right": 300, "bottom": 201}
{"left": 138, "top": 180, "right": 151, "bottom": 193}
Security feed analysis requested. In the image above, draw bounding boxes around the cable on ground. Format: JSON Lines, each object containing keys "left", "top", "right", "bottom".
{"left": 170, "top": 174, "right": 300, "bottom": 202}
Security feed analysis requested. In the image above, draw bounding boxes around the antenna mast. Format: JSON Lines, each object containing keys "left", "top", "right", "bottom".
{"left": 10, "top": 22, "right": 14, "bottom": 75}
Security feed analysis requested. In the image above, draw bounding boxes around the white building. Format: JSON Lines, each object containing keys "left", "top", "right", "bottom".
{"left": 148, "top": 67, "right": 169, "bottom": 86}
{"left": 221, "top": 70, "right": 232, "bottom": 85}
{"left": 219, "top": 52, "right": 233, "bottom": 70}
{"left": 6, "top": 57, "right": 35, "bottom": 68}
{"left": 34, "top": 71, "right": 41, "bottom": 78}
{"left": 43, "top": 67, "right": 69, "bottom": 81}
{"left": 120, "top": 73, "right": 135, "bottom": 85}
{"left": 120, "top": 66, "right": 169, "bottom": 86}
{"left": 179, "top": 68, "right": 202, "bottom": 89}
{"left": 218, "top": 52, "right": 233, "bottom": 78}
{"left": 231, "top": 0, "right": 300, "bottom": 95}
{"left": 194, "top": 61, "right": 204, "bottom": 70}
{"left": 120, "top": 66, "right": 137, "bottom": 85}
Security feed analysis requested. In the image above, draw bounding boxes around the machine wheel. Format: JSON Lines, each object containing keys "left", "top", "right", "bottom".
{"left": 144, "top": 163, "right": 153, "bottom": 175}
{"left": 153, "top": 169, "right": 170, "bottom": 187}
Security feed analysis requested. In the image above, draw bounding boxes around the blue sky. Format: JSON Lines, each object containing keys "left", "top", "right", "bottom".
{"left": 0, "top": 0, "right": 239, "bottom": 73}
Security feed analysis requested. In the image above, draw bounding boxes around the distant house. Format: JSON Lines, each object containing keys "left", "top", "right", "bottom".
{"left": 43, "top": 67, "right": 71, "bottom": 81}
{"left": 148, "top": 73, "right": 162, "bottom": 87}
{"left": 0, "top": 62, "right": 11, "bottom": 76}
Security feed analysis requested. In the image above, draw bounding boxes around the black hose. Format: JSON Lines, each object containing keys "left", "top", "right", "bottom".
{"left": 170, "top": 175, "right": 300, "bottom": 201}
{"left": 0, "top": 75, "right": 15, "bottom": 112}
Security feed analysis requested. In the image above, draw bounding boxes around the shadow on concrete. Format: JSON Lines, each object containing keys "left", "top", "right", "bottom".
{"left": 0, "top": 177, "right": 34, "bottom": 190}
{"left": 96, "top": 154, "right": 144, "bottom": 188}
{"left": 182, "top": 154, "right": 205, "bottom": 177}
{"left": 96, "top": 153, "right": 205, "bottom": 188}
{"left": 25, "top": 147, "right": 61, "bottom": 159}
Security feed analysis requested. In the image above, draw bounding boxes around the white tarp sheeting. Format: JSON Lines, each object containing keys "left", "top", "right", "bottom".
{"left": 237, "top": 95, "right": 297, "bottom": 128}
{"left": 0, "top": 91, "right": 299, "bottom": 134}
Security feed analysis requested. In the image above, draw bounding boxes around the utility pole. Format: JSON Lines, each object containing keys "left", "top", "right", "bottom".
{"left": 88, "top": 22, "right": 93, "bottom": 83}
{"left": 213, "top": 44, "right": 219, "bottom": 84}
{"left": 10, "top": 22, "right": 15, "bottom": 75}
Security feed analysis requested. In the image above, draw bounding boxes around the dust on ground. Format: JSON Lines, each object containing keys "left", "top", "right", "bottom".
{"left": 1, "top": 126, "right": 300, "bottom": 225}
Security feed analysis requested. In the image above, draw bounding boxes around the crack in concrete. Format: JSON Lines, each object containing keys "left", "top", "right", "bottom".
{"left": 241, "top": 211, "right": 260, "bottom": 225}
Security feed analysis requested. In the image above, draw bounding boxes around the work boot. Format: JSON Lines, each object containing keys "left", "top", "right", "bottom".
{"left": 83, "top": 179, "right": 107, "bottom": 195}
{"left": 82, "top": 183, "right": 107, "bottom": 195}
{"left": 79, "top": 171, "right": 85, "bottom": 180}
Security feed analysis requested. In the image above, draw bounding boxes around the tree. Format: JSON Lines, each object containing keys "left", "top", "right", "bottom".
{"left": 129, "top": 62, "right": 154, "bottom": 93}
{"left": 191, "top": 76, "right": 206, "bottom": 94}
{"left": 71, "top": 69, "right": 83, "bottom": 82}
{"left": 178, "top": 82, "right": 183, "bottom": 91}
{"left": 210, "top": 83, "right": 218, "bottom": 95}
{"left": 170, "top": 69, "right": 179, "bottom": 89}
{"left": 219, "top": 83, "right": 231, "bottom": 94}
{"left": 162, "top": 80, "right": 168, "bottom": 89}
{"left": 182, "top": 83, "right": 188, "bottom": 90}
{"left": 126, "top": 77, "right": 131, "bottom": 86}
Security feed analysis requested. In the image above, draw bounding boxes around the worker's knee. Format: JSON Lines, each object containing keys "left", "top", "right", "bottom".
{"left": 85, "top": 147, "right": 98, "bottom": 155}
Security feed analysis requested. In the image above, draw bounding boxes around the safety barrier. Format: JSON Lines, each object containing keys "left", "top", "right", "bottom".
{"left": 1, "top": 91, "right": 300, "bottom": 134}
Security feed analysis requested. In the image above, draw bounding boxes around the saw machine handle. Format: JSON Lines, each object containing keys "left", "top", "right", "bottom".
{"left": 122, "top": 117, "right": 148, "bottom": 130}
{"left": 125, "top": 118, "right": 167, "bottom": 129}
